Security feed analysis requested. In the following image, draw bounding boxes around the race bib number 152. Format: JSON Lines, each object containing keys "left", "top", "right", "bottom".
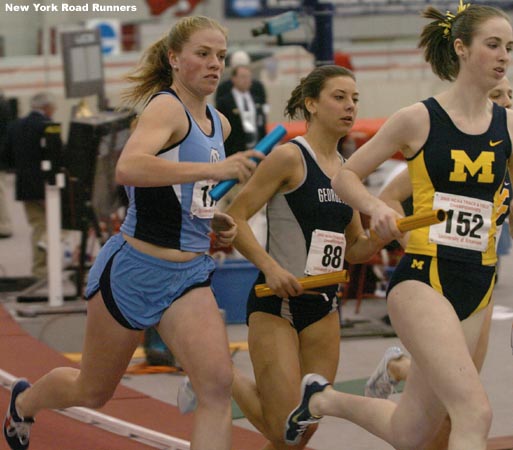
{"left": 429, "top": 192, "right": 492, "bottom": 252}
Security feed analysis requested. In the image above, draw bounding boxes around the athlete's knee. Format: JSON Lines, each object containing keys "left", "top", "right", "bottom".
{"left": 453, "top": 386, "right": 492, "bottom": 426}
{"left": 453, "top": 399, "right": 492, "bottom": 436}
{"left": 77, "top": 383, "right": 117, "bottom": 409}
{"left": 392, "top": 431, "right": 428, "bottom": 450}
{"left": 194, "top": 363, "right": 233, "bottom": 406}
{"left": 477, "top": 404, "right": 493, "bottom": 433}
{"left": 390, "top": 420, "right": 438, "bottom": 450}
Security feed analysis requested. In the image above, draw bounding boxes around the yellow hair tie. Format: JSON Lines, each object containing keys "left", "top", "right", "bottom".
{"left": 439, "top": 11, "right": 455, "bottom": 39}
{"left": 457, "top": 0, "right": 471, "bottom": 14}
{"left": 438, "top": 1, "right": 471, "bottom": 40}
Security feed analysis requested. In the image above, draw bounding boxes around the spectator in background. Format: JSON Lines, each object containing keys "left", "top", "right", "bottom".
{"left": 216, "top": 65, "right": 267, "bottom": 156}
{"left": 4, "top": 92, "right": 56, "bottom": 278}
{"left": 215, "top": 50, "right": 267, "bottom": 110}
{"left": 0, "top": 90, "right": 13, "bottom": 239}
{"left": 216, "top": 53, "right": 269, "bottom": 211}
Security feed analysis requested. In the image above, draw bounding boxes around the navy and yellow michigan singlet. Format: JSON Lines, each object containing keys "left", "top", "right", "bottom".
{"left": 388, "top": 97, "right": 511, "bottom": 320}
{"left": 406, "top": 98, "right": 511, "bottom": 265}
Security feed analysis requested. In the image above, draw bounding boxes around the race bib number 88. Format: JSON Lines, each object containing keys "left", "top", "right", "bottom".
{"left": 305, "top": 229, "right": 346, "bottom": 276}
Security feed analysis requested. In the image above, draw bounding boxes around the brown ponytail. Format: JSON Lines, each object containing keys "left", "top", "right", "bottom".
{"left": 284, "top": 65, "right": 355, "bottom": 121}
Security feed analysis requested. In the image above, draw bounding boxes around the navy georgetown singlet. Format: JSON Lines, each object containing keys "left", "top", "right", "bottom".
{"left": 266, "top": 136, "right": 354, "bottom": 278}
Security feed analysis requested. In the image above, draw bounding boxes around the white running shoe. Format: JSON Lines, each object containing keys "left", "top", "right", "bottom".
{"left": 364, "top": 346, "right": 404, "bottom": 399}
{"left": 177, "top": 376, "right": 197, "bottom": 414}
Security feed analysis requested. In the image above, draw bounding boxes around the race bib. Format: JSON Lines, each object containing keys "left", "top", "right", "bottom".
{"left": 429, "top": 192, "right": 492, "bottom": 252}
{"left": 305, "top": 229, "right": 346, "bottom": 276}
{"left": 190, "top": 180, "right": 217, "bottom": 219}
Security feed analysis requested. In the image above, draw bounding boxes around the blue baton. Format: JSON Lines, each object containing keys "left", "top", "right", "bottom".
{"left": 209, "top": 124, "right": 287, "bottom": 201}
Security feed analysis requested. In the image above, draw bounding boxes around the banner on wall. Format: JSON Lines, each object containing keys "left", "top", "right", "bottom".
{"left": 86, "top": 19, "right": 121, "bottom": 55}
{"left": 225, "top": 0, "right": 513, "bottom": 18}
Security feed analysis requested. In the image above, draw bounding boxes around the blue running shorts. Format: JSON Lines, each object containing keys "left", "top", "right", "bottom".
{"left": 85, "top": 233, "right": 216, "bottom": 330}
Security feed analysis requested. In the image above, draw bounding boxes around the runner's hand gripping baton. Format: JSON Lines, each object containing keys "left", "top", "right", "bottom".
{"left": 395, "top": 209, "right": 446, "bottom": 233}
{"left": 209, "top": 125, "right": 287, "bottom": 201}
{"left": 254, "top": 271, "right": 350, "bottom": 298}
{"left": 254, "top": 209, "right": 446, "bottom": 298}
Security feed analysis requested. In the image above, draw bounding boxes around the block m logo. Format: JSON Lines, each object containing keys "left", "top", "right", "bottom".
{"left": 449, "top": 150, "right": 495, "bottom": 183}
{"left": 411, "top": 259, "right": 425, "bottom": 270}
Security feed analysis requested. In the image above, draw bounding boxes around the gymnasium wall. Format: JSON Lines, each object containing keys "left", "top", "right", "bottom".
{"left": 0, "top": 0, "right": 429, "bottom": 57}
{"left": 0, "top": 1, "right": 510, "bottom": 138}
{"left": 0, "top": 43, "right": 453, "bottom": 141}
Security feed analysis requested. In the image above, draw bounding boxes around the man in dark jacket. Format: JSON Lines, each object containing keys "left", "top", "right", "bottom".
{"left": 216, "top": 65, "right": 267, "bottom": 156}
{"left": 215, "top": 50, "right": 267, "bottom": 108}
{"left": 5, "top": 92, "right": 56, "bottom": 278}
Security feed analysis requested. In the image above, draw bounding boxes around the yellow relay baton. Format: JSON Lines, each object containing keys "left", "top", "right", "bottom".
{"left": 254, "top": 210, "right": 446, "bottom": 298}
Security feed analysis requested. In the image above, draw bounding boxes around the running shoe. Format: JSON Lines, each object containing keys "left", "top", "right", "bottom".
{"left": 364, "top": 346, "right": 404, "bottom": 399}
{"left": 177, "top": 376, "right": 197, "bottom": 414}
{"left": 3, "top": 379, "right": 34, "bottom": 450}
{"left": 284, "top": 373, "right": 330, "bottom": 445}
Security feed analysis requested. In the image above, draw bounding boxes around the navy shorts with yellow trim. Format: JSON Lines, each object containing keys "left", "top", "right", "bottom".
{"left": 85, "top": 233, "right": 215, "bottom": 330}
{"left": 386, "top": 253, "right": 496, "bottom": 321}
{"left": 246, "top": 273, "right": 340, "bottom": 333}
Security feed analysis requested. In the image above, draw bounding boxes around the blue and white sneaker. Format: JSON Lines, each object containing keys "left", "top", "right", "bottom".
{"left": 284, "top": 374, "right": 330, "bottom": 445}
{"left": 3, "top": 379, "right": 34, "bottom": 450}
{"left": 177, "top": 376, "right": 197, "bottom": 414}
{"left": 364, "top": 346, "right": 404, "bottom": 399}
